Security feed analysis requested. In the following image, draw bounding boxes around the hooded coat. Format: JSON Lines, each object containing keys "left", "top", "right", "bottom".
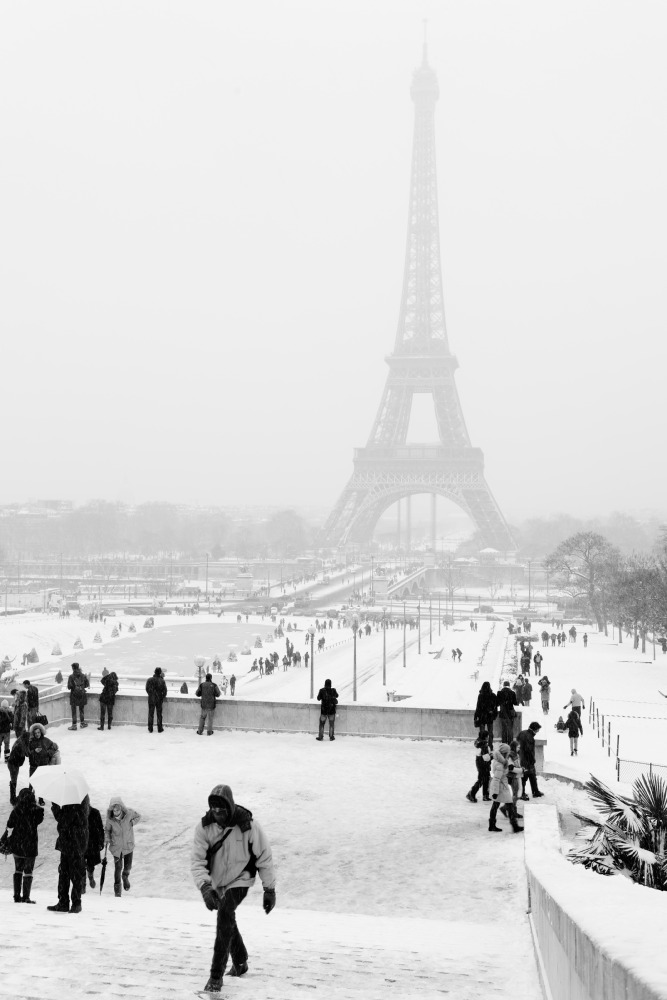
{"left": 100, "top": 673, "right": 119, "bottom": 705}
{"left": 473, "top": 683, "right": 497, "bottom": 728}
{"left": 52, "top": 795, "right": 90, "bottom": 857}
{"left": 86, "top": 806, "right": 106, "bottom": 867}
{"left": 517, "top": 727, "right": 539, "bottom": 769}
{"left": 104, "top": 797, "right": 141, "bottom": 858}
{"left": 191, "top": 783, "right": 276, "bottom": 896}
{"left": 8, "top": 724, "right": 61, "bottom": 778}
{"left": 145, "top": 671, "right": 167, "bottom": 704}
{"left": 489, "top": 747, "right": 515, "bottom": 804}
{"left": 7, "top": 787, "right": 44, "bottom": 858}
{"left": 317, "top": 680, "right": 338, "bottom": 716}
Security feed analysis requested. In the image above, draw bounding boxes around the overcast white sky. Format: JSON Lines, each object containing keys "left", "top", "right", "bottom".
{"left": 1, "top": 1, "right": 666, "bottom": 522}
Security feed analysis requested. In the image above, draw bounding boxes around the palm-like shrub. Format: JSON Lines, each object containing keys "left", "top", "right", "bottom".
{"left": 569, "top": 773, "right": 667, "bottom": 890}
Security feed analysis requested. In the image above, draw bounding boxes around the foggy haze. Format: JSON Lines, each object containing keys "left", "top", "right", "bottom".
{"left": 1, "top": 1, "right": 666, "bottom": 522}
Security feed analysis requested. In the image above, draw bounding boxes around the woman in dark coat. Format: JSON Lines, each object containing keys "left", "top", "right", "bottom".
{"left": 98, "top": 672, "right": 119, "bottom": 730}
{"left": 565, "top": 709, "right": 583, "bottom": 756}
{"left": 7, "top": 786, "right": 44, "bottom": 903}
{"left": 474, "top": 682, "right": 498, "bottom": 744}
{"left": 84, "top": 805, "right": 106, "bottom": 890}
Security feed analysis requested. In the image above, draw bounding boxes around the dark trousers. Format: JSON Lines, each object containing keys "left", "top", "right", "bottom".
{"left": 490, "top": 800, "right": 519, "bottom": 826}
{"left": 114, "top": 851, "right": 133, "bottom": 892}
{"left": 198, "top": 708, "right": 215, "bottom": 734}
{"left": 100, "top": 704, "right": 113, "bottom": 728}
{"left": 57, "top": 853, "right": 85, "bottom": 908}
{"left": 470, "top": 758, "right": 490, "bottom": 797}
{"left": 211, "top": 887, "right": 249, "bottom": 979}
{"left": 572, "top": 705, "right": 582, "bottom": 718}
{"left": 71, "top": 703, "right": 85, "bottom": 724}
{"left": 521, "top": 766, "right": 540, "bottom": 796}
{"left": 318, "top": 713, "right": 335, "bottom": 739}
{"left": 0, "top": 732, "right": 9, "bottom": 758}
{"left": 500, "top": 716, "right": 514, "bottom": 743}
{"left": 14, "top": 855, "right": 35, "bottom": 875}
{"left": 148, "top": 701, "right": 163, "bottom": 732}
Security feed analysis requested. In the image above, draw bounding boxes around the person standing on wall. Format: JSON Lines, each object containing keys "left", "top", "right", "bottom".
{"left": 145, "top": 667, "right": 167, "bottom": 734}
{"left": 67, "top": 663, "right": 89, "bottom": 731}
{"left": 196, "top": 673, "right": 221, "bottom": 736}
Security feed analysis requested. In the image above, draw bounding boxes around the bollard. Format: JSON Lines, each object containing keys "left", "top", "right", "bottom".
{"left": 597, "top": 709, "right": 599, "bottom": 738}
{"left": 608, "top": 722, "right": 611, "bottom": 757}
{"left": 602, "top": 714, "right": 605, "bottom": 747}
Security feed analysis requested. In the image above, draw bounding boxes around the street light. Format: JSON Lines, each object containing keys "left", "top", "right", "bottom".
{"left": 418, "top": 599, "right": 421, "bottom": 654}
{"left": 194, "top": 654, "right": 206, "bottom": 686}
{"left": 382, "top": 606, "right": 387, "bottom": 686}
{"left": 308, "top": 626, "right": 316, "bottom": 699}
{"left": 438, "top": 594, "right": 441, "bottom": 636}
{"left": 351, "top": 614, "right": 359, "bottom": 702}
{"left": 429, "top": 596, "right": 432, "bottom": 644}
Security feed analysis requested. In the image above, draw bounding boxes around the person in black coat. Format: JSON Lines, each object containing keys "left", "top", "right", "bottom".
{"left": 474, "top": 682, "right": 498, "bottom": 744}
{"left": 517, "top": 722, "right": 544, "bottom": 799}
{"left": 316, "top": 679, "right": 338, "bottom": 741}
{"left": 8, "top": 723, "right": 61, "bottom": 805}
{"left": 496, "top": 681, "right": 518, "bottom": 744}
{"left": 565, "top": 710, "right": 583, "bottom": 756}
{"left": 145, "top": 667, "right": 168, "bottom": 733}
{"left": 98, "top": 672, "right": 119, "bottom": 730}
{"left": 83, "top": 805, "right": 105, "bottom": 890}
{"left": 7, "top": 787, "right": 44, "bottom": 903}
{"left": 67, "top": 663, "right": 89, "bottom": 730}
{"left": 48, "top": 794, "right": 90, "bottom": 913}
{"left": 0, "top": 699, "right": 13, "bottom": 761}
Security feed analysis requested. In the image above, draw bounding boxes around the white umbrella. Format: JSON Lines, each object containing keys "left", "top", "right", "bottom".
{"left": 30, "top": 765, "right": 89, "bottom": 805}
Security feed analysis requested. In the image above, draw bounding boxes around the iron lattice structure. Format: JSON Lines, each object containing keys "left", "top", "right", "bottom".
{"left": 322, "top": 47, "right": 514, "bottom": 551}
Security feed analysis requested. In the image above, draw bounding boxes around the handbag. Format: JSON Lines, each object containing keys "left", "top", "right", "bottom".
{"left": 0, "top": 829, "right": 12, "bottom": 856}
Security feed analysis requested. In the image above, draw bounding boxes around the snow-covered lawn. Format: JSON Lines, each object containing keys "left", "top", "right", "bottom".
{"left": 0, "top": 727, "right": 542, "bottom": 999}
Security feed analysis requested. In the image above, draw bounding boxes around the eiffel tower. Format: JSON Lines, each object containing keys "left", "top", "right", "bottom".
{"left": 322, "top": 43, "right": 514, "bottom": 552}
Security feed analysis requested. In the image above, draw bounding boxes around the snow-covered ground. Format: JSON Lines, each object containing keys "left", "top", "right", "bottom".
{"left": 0, "top": 727, "right": 542, "bottom": 999}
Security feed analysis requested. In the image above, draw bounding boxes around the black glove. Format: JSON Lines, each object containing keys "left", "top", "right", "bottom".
{"left": 263, "top": 887, "right": 276, "bottom": 914}
{"left": 492, "top": 794, "right": 498, "bottom": 800}
{"left": 508, "top": 764, "right": 514, "bottom": 772}
{"left": 201, "top": 883, "right": 219, "bottom": 911}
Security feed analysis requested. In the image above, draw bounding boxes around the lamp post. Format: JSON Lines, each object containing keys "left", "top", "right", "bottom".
{"left": 438, "top": 595, "right": 441, "bottom": 636}
{"left": 194, "top": 654, "right": 206, "bottom": 686}
{"left": 527, "top": 559, "right": 532, "bottom": 609}
{"left": 429, "top": 596, "right": 432, "bottom": 644}
{"left": 382, "top": 606, "right": 387, "bottom": 686}
{"left": 205, "top": 553, "right": 209, "bottom": 602}
{"left": 403, "top": 600, "right": 407, "bottom": 668}
{"left": 308, "top": 626, "right": 315, "bottom": 699}
{"left": 352, "top": 615, "right": 359, "bottom": 702}
{"left": 418, "top": 599, "right": 421, "bottom": 654}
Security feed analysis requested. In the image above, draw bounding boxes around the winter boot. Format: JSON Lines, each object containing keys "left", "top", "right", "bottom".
{"left": 88, "top": 870, "right": 96, "bottom": 889}
{"left": 97, "top": 726, "right": 105, "bottom": 731}
{"left": 122, "top": 872, "right": 131, "bottom": 891}
{"left": 22, "top": 875, "right": 35, "bottom": 903}
{"left": 80, "top": 721, "right": 88, "bottom": 728}
{"left": 13, "top": 872, "right": 22, "bottom": 902}
{"left": 203, "top": 977, "right": 222, "bottom": 993}
{"left": 512, "top": 822, "right": 524, "bottom": 833}
{"left": 465, "top": 790, "right": 477, "bottom": 803}
{"left": 70, "top": 902, "right": 82, "bottom": 913}
{"left": 229, "top": 962, "right": 248, "bottom": 977}
{"left": 47, "top": 902, "right": 69, "bottom": 912}
{"left": 68, "top": 724, "right": 77, "bottom": 731}
{"left": 488, "top": 822, "right": 503, "bottom": 832}
{"left": 315, "top": 736, "right": 323, "bottom": 741}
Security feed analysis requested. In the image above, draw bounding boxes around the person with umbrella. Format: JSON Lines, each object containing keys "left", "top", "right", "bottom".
{"left": 48, "top": 796, "right": 90, "bottom": 913}
{"left": 8, "top": 722, "right": 61, "bottom": 806}
{"left": 6, "top": 786, "right": 44, "bottom": 903}
{"left": 191, "top": 783, "right": 276, "bottom": 992}
{"left": 104, "top": 796, "right": 141, "bottom": 897}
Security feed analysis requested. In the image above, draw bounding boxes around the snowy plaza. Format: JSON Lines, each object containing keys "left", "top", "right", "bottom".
{"left": 0, "top": 611, "right": 665, "bottom": 996}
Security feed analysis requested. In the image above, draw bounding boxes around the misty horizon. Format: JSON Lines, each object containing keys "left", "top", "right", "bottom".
{"left": 2, "top": 2, "right": 666, "bottom": 527}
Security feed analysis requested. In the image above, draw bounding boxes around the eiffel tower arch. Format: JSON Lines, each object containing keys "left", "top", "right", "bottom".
{"left": 322, "top": 44, "right": 514, "bottom": 552}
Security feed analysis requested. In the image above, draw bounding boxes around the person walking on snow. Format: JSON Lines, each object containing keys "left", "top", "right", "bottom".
{"left": 0, "top": 700, "right": 13, "bottom": 761}
{"left": 563, "top": 688, "right": 585, "bottom": 719}
{"left": 473, "top": 682, "right": 498, "bottom": 745}
{"left": 466, "top": 729, "right": 492, "bottom": 802}
{"left": 105, "top": 796, "right": 141, "bottom": 897}
{"left": 316, "top": 679, "right": 338, "bottom": 741}
{"left": 83, "top": 804, "right": 105, "bottom": 890}
{"left": 488, "top": 744, "right": 523, "bottom": 833}
{"left": 565, "top": 709, "right": 583, "bottom": 755}
{"left": 67, "top": 662, "right": 89, "bottom": 730}
{"left": 533, "top": 651, "right": 543, "bottom": 676}
{"left": 538, "top": 676, "right": 551, "bottom": 715}
{"left": 47, "top": 795, "right": 90, "bottom": 913}
{"left": 6, "top": 786, "right": 43, "bottom": 903}
{"left": 517, "top": 722, "right": 544, "bottom": 800}
{"left": 191, "top": 783, "right": 276, "bottom": 992}
{"left": 583, "top": 633, "right": 588, "bottom": 648}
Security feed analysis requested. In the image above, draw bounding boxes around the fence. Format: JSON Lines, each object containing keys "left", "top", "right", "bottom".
{"left": 589, "top": 695, "right": 667, "bottom": 782}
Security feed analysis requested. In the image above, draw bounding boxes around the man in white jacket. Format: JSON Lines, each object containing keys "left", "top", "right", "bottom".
{"left": 191, "top": 783, "right": 276, "bottom": 993}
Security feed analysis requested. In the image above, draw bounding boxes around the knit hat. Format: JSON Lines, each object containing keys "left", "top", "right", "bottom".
{"left": 498, "top": 743, "right": 511, "bottom": 754}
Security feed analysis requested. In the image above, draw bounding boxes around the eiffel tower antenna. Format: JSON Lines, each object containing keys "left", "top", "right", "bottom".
{"left": 423, "top": 17, "right": 428, "bottom": 62}
{"left": 322, "top": 44, "right": 514, "bottom": 553}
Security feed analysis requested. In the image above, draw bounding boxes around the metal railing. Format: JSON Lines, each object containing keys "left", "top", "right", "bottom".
{"left": 589, "top": 694, "right": 667, "bottom": 782}
{"left": 617, "top": 758, "right": 667, "bottom": 783}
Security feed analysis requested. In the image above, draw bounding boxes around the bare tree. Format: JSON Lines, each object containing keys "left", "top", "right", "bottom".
{"left": 545, "top": 532, "right": 620, "bottom": 630}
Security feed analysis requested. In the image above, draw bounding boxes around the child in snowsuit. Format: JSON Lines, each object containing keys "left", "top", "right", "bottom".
{"left": 565, "top": 710, "right": 583, "bottom": 755}
{"left": 6, "top": 787, "right": 44, "bottom": 903}
{"left": 466, "top": 730, "right": 492, "bottom": 802}
{"left": 555, "top": 716, "right": 566, "bottom": 732}
{"left": 105, "top": 796, "right": 141, "bottom": 897}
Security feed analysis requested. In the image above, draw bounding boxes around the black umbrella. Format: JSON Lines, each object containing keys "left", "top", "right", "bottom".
{"left": 99, "top": 845, "right": 108, "bottom": 894}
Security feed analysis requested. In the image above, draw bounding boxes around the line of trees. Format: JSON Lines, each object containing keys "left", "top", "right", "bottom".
{"left": 545, "top": 531, "right": 667, "bottom": 648}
